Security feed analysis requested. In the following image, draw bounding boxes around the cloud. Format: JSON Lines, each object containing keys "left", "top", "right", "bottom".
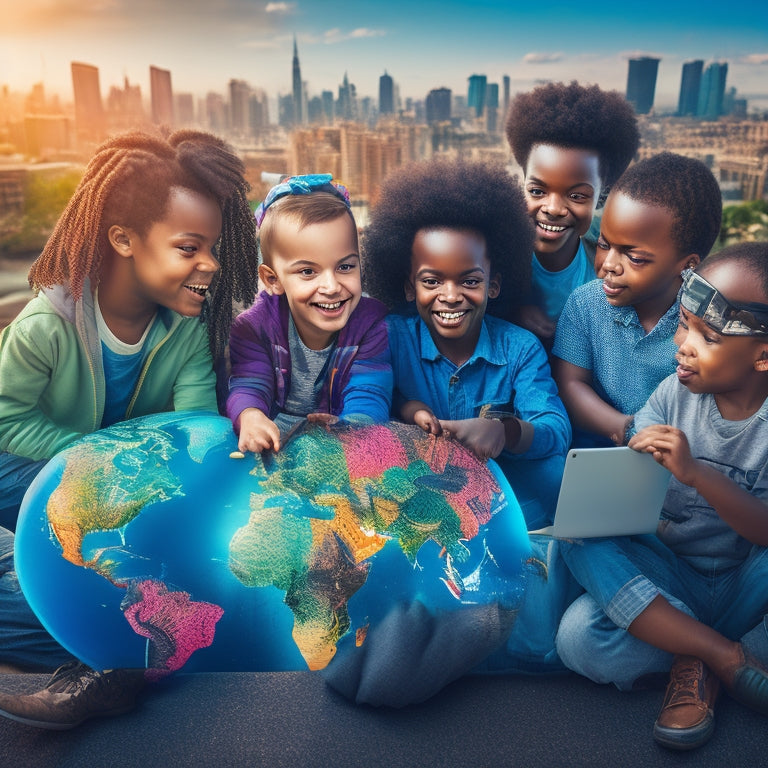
{"left": 522, "top": 52, "right": 564, "bottom": 64}
{"left": 321, "top": 27, "right": 386, "bottom": 44}
{"left": 265, "top": 2, "right": 295, "bottom": 12}
{"left": 741, "top": 53, "right": 768, "bottom": 65}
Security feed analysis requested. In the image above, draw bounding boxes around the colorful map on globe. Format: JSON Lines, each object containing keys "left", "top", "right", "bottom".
{"left": 17, "top": 412, "right": 529, "bottom": 677}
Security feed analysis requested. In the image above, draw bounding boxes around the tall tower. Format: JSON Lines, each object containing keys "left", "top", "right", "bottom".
{"left": 678, "top": 60, "right": 703, "bottom": 116}
{"left": 503, "top": 75, "right": 511, "bottom": 121}
{"left": 697, "top": 62, "right": 728, "bottom": 119}
{"left": 71, "top": 61, "right": 105, "bottom": 143}
{"left": 467, "top": 74, "right": 487, "bottom": 118}
{"left": 379, "top": 71, "right": 394, "bottom": 115}
{"left": 626, "top": 56, "right": 660, "bottom": 114}
{"left": 150, "top": 65, "right": 174, "bottom": 125}
{"left": 426, "top": 88, "right": 451, "bottom": 123}
{"left": 292, "top": 36, "right": 304, "bottom": 126}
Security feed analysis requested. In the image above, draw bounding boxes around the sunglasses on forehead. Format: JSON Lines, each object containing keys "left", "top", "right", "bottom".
{"left": 681, "top": 271, "right": 768, "bottom": 336}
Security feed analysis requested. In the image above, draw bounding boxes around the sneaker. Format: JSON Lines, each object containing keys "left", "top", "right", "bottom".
{"left": 720, "top": 643, "right": 768, "bottom": 717}
{"left": 653, "top": 655, "right": 720, "bottom": 751}
{"left": 0, "top": 661, "right": 146, "bottom": 730}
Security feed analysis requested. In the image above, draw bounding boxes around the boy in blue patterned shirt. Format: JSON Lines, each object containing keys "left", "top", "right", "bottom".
{"left": 552, "top": 153, "right": 722, "bottom": 447}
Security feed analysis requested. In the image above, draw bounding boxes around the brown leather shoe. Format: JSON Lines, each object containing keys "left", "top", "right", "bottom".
{"left": 653, "top": 655, "right": 720, "bottom": 750}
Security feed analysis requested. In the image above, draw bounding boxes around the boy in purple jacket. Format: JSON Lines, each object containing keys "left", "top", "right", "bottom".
{"left": 227, "top": 175, "right": 392, "bottom": 453}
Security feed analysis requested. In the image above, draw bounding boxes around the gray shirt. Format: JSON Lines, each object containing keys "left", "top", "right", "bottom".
{"left": 635, "top": 373, "right": 768, "bottom": 572}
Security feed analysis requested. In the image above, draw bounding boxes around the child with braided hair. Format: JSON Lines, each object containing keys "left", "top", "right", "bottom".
{"left": 0, "top": 129, "right": 258, "bottom": 730}
{"left": 0, "top": 128, "right": 259, "bottom": 530}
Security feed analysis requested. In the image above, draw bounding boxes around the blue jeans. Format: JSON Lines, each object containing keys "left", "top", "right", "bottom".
{"left": 0, "top": 526, "right": 75, "bottom": 670}
{"left": 0, "top": 452, "right": 48, "bottom": 532}
{"left": 556, "top": 535, "right": 768, "bottom": 690}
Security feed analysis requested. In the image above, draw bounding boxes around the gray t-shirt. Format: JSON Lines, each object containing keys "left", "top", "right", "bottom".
{"left": 274, "top": 317, "right": 335, "bottom": 437}
{"left": 635, "top": 373, "right": 768, "bottom": 572}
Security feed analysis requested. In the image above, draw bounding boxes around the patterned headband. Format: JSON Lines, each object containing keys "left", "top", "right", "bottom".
{"left": 254, "top": 174, "right": 351, "bottom": 228}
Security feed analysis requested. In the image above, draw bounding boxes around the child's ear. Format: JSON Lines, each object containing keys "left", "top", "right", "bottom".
{"left": 488, "top": 273, "right": 501, "bottom": 300}
{"left": 683, "top": 254, "right": 700, "bottom": 271}
{"left": 755, "top": 349, "right": 768, "bottom": 373}
{"left": 404, "top": 279, "right": 416, "bottom": 302}
{"left": 108, "top": 225, "right": 132, "bottom": 257}
{"left": 258, "top": 263, "right": 284, "bottom": 295}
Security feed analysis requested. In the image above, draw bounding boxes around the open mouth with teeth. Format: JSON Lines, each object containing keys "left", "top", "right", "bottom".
{"left": 536, "top": 222, "right": 567, "bottom": 233}
{"left": 433, "top": 309, "right": 469, "bottom": 327}
{"left": 185, "top": 284, "right": 210, "bottom": 297}
{"left": 312, "top": 298, "right": 350, "bottom": 314}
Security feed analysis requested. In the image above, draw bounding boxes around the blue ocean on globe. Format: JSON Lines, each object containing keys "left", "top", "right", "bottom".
{"left": 16, "top": 411, "right": 530, "bottom": 678}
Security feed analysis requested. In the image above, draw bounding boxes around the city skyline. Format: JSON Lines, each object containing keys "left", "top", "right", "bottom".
{"left": 2, "top": 1, "right": 768, "bottom": 111}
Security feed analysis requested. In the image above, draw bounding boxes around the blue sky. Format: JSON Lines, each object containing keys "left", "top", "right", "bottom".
{"left": 2, "top": 0, "right": 767, "bottom": 110}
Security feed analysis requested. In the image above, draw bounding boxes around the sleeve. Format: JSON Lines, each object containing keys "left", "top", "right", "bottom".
{"left": 169, "top": 321, "right": 218, "bottom": 413}
{"left": 551, "top": 284, "right": 594, "bottom": 370}
{"left": 633, "top": 374, "right": 675, "bottom": 432}
{"left": 0, "top": 318, "right": 85, "bottom": 460}
{"left": 225, "top": 306, "right": 276, "bottom": 423}
{"left": 503, "top": 331, "right": 571, "bottom": 460}
{"left": 339, "top": 313, "right": 393, "bottom": 424}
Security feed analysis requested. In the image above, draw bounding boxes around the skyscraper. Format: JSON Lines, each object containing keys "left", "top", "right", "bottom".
{"left": 379, "top": 71, "right": 394, "bottom": 115}
{"left": 503, "top": 75, "right": 511, "bottom": 121}
{"left": 71, "top": 61, "right": 105, "bottom": 143}
{"left": 150, "top": 66, "right": 174, "bottom": 126}
{"left": 626, "top": 56, "right": 660, "bottom": 114}
{"left": 697, "top": 62, "right": 728, "bottom": 120}
{"left": 467, "top": 74, "right": 487, "bottom": 118}
{"left": 292, "top": 36, "right": 304, "bottom": 126}
{"left": 426, "top": 88, "right": 451, "bottom": 123}
{"left": 677, "top": 60, "right": 703, "bottom": 116}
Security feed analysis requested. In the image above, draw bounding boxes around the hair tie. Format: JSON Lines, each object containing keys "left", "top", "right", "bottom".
{"left": 255, "top": 174, "right": 350, "bottom": 227}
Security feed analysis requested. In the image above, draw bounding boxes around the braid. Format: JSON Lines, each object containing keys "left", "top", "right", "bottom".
{"left": 28, "top": 128, "right": 259, "bottom": 359}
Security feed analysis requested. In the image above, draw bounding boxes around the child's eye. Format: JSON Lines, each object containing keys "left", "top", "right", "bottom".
{"left": 338, "top": 262, "right": 357, "bottom": 273}
{"left": 526, "top": 187, "right": 544, "bottom": 198}
{"left": 597, "top": 238, "right": 609, "bottom": 250}
{"left": 299, "top": 268, "right": 315, "bottom": 277}
{"left": 421, "top": 278, "right": 439, "bottom": 287}
{"left": 463, "top": 278, "right": 481, "bottom": 288}
{"left": 179, "top": 245, "right": 197, "bottom": 255}
{"left": 626, "top": 254, "right": 649, "bottom": 266}
{"left": 569, "top": 192, "right": 590, "bottom": 202}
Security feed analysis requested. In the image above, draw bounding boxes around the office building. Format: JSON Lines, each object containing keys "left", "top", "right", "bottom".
{"left": 379, "top": 71, "right": 394, "bottom": 115}
{"left": 677, "top": 60, "right": 703, "bottom": 116}
{"left": 626, "top": 57, "right": 660, "bottom": 114}
{"left": 71, "top": 61, "right": 105, "bottom": 143}
{"left": 426, "top": 88, "right": 451, "bottom": 124}
{"left": 467, "top": 74, "right": 487, "bottom": 118}
{"left": 698, "top": 62, "right": 728, "bottom": 120}
{"left": 150, "top": 66, "right": 174, "bottom": 126}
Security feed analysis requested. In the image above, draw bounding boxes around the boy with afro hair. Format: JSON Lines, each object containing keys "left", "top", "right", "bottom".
{"left": 506, "top": 81, "right": 640, "bottom": 344}
{"left": 363, "top": 158, "right": 570, "bottom": 529}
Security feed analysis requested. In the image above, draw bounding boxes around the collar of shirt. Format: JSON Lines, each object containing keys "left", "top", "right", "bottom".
{"left": 417, "top": 317, "right": 507, "bottom": 367}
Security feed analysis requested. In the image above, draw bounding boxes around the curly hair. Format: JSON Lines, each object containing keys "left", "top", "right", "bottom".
{"left": 362, "top": 159, "right": 533, "bottom": 321}
{"left": 28, "top": 128, "right": 259, "bottom": 358}
{"left": 611, "top": 152, "right": 722, "bottom": 258}
{"left": 505, "top": 81, "right": 639, "bottom": 191}
{"left": 700, "top": 241, "right": 768, "bottom": 300}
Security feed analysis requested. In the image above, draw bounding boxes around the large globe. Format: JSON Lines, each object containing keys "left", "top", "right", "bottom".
{"left": 16, "top": 411, "right": 530, "bottom": 677}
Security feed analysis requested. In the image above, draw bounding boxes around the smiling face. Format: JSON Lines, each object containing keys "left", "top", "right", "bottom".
{"left": 114, "top": 187, "right": 222, "bottom": 319}
{"left": 674, "top": 260, "right": 768, "bottom": 405}
{"left": 259, "top": 212, "right": 361, "bottom": 350}
{"left": 523, "top": 143, "right": 602, "bottom": 271}
{"left": 405, "top": 228, "right": 499, "bottom": 366}
{"left": 596, "top": 192, "right": 696, "bottom": 329}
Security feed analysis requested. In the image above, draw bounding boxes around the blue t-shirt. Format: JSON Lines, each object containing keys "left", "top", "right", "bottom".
{"left": 530, "top": 240, "right": 596, "bottom": 323}
{"left": 552, "top": 279, "right": 681, "bottom": 444}
{"left": 387, "top": 313, "right": 571, "bottom": 528}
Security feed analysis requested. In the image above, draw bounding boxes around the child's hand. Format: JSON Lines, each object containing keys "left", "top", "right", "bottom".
{"left": 516, "top": 304, "right": 556, "bottom": 341}
{"left": 237, "top": 408, "right": 281, "bottom": 453}
{"left": 438, "top": 418, "right": 505, "bottom": 462}
{"left": 413, "top": 408, "right": 442, "bottom": 435}
{"left": 628, "top": 425, "right": 698, "bottom": 486}
{"left": 306, "top": 412, "right": 339, "bottom": 428}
